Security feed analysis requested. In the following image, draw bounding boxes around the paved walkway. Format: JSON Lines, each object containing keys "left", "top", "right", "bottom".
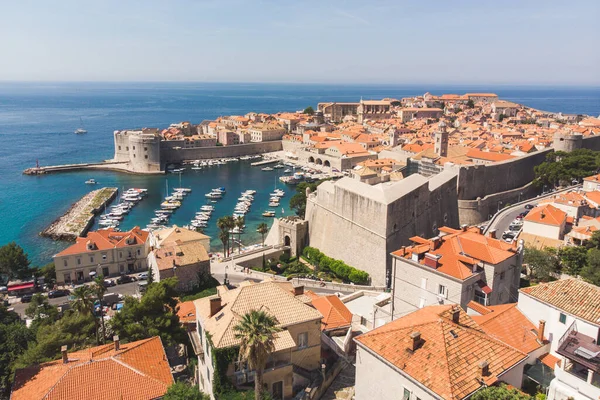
{"left": 321, "top": 363, "right": 355, "bottom": 400}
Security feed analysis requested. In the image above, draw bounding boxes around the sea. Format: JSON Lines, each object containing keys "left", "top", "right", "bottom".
{"left": 0, "top": 82, "right": 599, "bottom": 266}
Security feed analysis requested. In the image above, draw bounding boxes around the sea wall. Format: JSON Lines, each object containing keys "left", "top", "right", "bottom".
{"left": 456, "top": 149, "right": 552, "bottom": 200}
{"left": 160, "top": 141, "right": 283, "bottom": 164}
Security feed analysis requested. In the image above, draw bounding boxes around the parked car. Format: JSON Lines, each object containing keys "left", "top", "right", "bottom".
{"left": 518, "top": 210, "right": 530, "bottom": 218}
{"left": 21, "top": 294, "right": 33, "bottom": 303}
{"left": 508, "top": 224, "right": 522, "bottom": 232}
{"left": 137, "top": 272, "right": 148, "bottom": 281}
{"left": 116, "top": 275, "right": 135, "bottom": 285}
{"left": 502, "top": 231, "right": 517, "bottom": 241}
{"left": 511, "top": 219, "right": 524, "bottom": 226}
{"left": 525, "top": 204, "right": 535, "bottom": 210}
{"left": 48, "top": 289, "right": 70, "bottom": 298}
{"left": 103, "top": 279, "right": 116, "bottom": 288}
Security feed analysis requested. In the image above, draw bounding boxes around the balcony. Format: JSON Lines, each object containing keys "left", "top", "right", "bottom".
{"left": 557, "top": 328, "right": 600, "bottom": 375}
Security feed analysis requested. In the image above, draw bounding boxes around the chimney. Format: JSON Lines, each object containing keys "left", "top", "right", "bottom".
{"left": 451, "top": 307, "right": 460, "bottom": 324}
{"left": 538, "top": 320, "right": 546, "bottom": 342}
{"left": 293, "top": 285, "right": 304, "bottom": 296}
{"left": 478, "top": 360, "right": 489, "bottom": 377}
{"left": 488, "top": 229, "right": 497, "bottom": 239}
{"left": 409, "top": 331, "right": 421, "bottom": 351}
{"left": 424, "top": 253, "right": 441, "bottom": 269}
{"left": 209, "top": 295, "right": 222, "bottom": 317}
{"left": 113, "top": 335, "right": 120, "bottom": 351}
{"left": 429, "top": 236, "right": 441, "bottom": 251}
{"left": 61, "top": 345, "right": 68, "bottom": 364}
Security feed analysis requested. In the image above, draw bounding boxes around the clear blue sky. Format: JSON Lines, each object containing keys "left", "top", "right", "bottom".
{"left": 1, "top": 0, "right": 598, "bottom": 84}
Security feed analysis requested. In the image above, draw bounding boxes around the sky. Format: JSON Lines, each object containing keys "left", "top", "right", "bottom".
{"left": 0, "top": 0, "right": 599, "bottom": 85}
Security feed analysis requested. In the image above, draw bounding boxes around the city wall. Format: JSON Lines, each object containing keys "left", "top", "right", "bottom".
{"left": 581, "top": 135, "right": 600, "bottom": 151}
{"left": 160, "top": 141, "right": 283, "bottom": 164}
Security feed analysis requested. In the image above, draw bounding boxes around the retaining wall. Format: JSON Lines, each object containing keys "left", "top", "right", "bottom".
{"left": 160, "top": 141, "right": 283, "bottom": 163}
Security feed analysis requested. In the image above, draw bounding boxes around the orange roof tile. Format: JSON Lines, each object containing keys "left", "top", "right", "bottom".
{"left": 355, "top": 305, "right": 527, "bottom": 400}
{"left": 310, "top": 295, "right": 353, "bottom": 331}
{"left": 538, "top": 353, "right": 561, "bottom": 370}
{"left": 12, "top": 337, "right": 173, "bottom": 400}
{"left": 523, "top": 204, "right": 567, "bottom": 227}
{"left": 466, "top": 148, "right": 516, "bottom": 162}
{"left": 55, "top": 227, "right": 148, "bottom": 257}
{"left": 177, "top": 300, "right": 197, "bottom": 324}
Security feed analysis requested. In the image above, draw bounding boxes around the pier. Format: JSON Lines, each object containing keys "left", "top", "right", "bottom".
{"left": 24, "top": 161, "right": 135, "bottom": 175}
{"left": 40, "top": 187, "right": 118, "bottom": 241}
{"left": 250, "top": 158, "right": 279, "bottom": 166}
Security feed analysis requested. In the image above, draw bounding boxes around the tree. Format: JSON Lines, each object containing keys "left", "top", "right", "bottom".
{"left": 0, "top": 242, "right": 31, "bottom": 282}
{"left": 581, "top": 248, "right": 600, "bottom": 286}
{"left": 472, "top": 384, "right": 532, "bottom": 400}
{"left": 466, "top": 99, "right": 475, "bottom": 109}
{"left": 233, "top": 310, "right": 281, "bottom": 400}
{"left": 586, "top": 230, "right": 600, "bottom": 250}
{"left": 534, "top": 149, "right": 600, "bottom": 189}
{"left": 92, "top": 276, "right": 108, "bottom": 344}
{"left": 303, "top": 106, "right": 314, "bottom": 115}
{"left": 71, "top": 285, "right": 100, "bottom": 344}
{"left": 235, "top": 216, "right": 245, "bottom": 255}
{"left": 289, "top": 181, "right": 325, "bottom": 218}
{"left": 110, "top": 278, "right": 186, "bottom": 345}
{"left": 257, "top": 223, "right": 269, "bottom": 268}
{"left": 162, "top": 382, "right": 209, "bottom": 400}
{"left": 523, "top": 246, "right": 561, "bottom": 282}
{"left": 0, "top": 305, "right": 33, "bottom": 396}
{"left": 147, "top": 267, "right": 155, "bottom": 285}
{"left": 219, "top": 229, "right": 229, "bottom": 259}
{"left": 217, "top": 216, "right": 235, "bottom": 257}
{"left": 25, "top": 294, "right": 59, "bottom": 328}
{"left": 37, "top": 262, "right": 56, "bottom": 285}
{"left": 558, "top": 246, "right": 588, "bottom": 276}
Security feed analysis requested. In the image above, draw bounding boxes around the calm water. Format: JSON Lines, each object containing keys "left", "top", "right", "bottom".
{"left": 0, "top": 82, "right": 598, "bottom": 265}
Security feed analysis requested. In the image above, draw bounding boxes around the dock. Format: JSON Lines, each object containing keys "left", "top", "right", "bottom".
{"left": 40, "top": 187, "right": 118, "bottom": 241}
{"left": 250, "top": 158, "right": 280, "bottom": 166}
{"left": 24, "top": 161, "right": 127, "bottom": 175}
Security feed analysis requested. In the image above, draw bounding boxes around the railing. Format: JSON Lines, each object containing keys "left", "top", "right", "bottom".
{"left": 558, "top": 320, "right": 578, "bottom": 348}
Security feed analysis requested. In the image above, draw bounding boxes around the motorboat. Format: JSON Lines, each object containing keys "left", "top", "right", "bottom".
{"left": 173, "top": 188, "right": 191, "bottom": 193}
{"left": 262, "top": 210, "right": 276, "bottom": 217}
{"left": 205, "top": 192, "right": 222, "bottom": 199}
{"left": 273, "top": 164, "right": 284, "bottom": 169}
{"left": 283, "top": 169, "right": 291, "bottom": 173}
{"left": 261, "top": 167, "right": 274, "bottom": 171}
{"left": 268, "top": 201, "right": 280, "bottom": 207}
{"left": 85, "top": 179, "right": 97, "bottom": 185}
{"left": 200, "top": 205, "right": 214, "bottom": 211}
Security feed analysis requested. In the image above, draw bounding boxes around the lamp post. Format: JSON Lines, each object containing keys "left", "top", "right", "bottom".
{"left": 497, "top": 201, "right": 503, "bottom": 213}
{"left": 224, "top": 265, "right": 229, "bottom": 286}
{"left": 518, "top": 192, "right": 523, "bottom": 203}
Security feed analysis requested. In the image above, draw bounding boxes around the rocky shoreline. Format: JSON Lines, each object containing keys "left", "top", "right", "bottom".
{"left": 40, "top": 187, "right": 118, "bottom": 241}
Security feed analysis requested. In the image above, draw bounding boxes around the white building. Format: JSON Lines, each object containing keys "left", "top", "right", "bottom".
{"left": 522, "top": 204, "right": 567, "bottom": 240}
{"left": 518, "top": 279, "right": 600, "bottom": 400}
{"left": 583, "top": 173, "right": 600, "bottom": 192}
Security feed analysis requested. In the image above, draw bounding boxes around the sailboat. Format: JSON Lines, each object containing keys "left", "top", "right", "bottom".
{"left": 74, "top": 117, "right": 87, "bottom": 134}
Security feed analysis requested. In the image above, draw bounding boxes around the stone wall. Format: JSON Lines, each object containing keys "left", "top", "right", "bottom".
{"left": 581, "top": 135, "right": 600, "bottom": 151}
{"left": 160, "top": 140, "right": 283, "bottom": 164}
{"left": 305, "top": 171, "right": 459, "bottom": 287}
{"left": 455, "top": 149, "right": 552, "bottom": 200}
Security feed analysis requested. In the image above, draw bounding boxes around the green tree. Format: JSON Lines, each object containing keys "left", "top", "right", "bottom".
{"left": 0, "top": 242, "right": 31, "bottom": 282}
{"left": 586, "top": 230, "right": 600, "bottom": 250}
{"left": 147, "top": 267, "right": 155, "bottom": 285}
{"left": 303, "top": 106, "right": 314, "bottom": 115}
{"left": 37, "top": 262, "right": 56, "bottom": 285}
{"left": 25, "top": 294, "right": 59, "bottom": 328}
{"left": 92, "top": 276, "right": 108, "bottom": 344}
{"left": 110, "top": 278, "right": 186, "bottom": 345}
{"left": 235, "top": 216, "right": 245, "bottom": 255}
{"left": 219, "top": 229, "right": 229, "bottom": 259}
{"left": 71, "top": 285, "right": 100, "bottom": 344}
{"left": 162, "top": 382, "right": 209, "bottom": 400}
{"left": 472, "top": 384, "right": 532, "bottom": 400}
{"left": 534, "top": 149, "right": 600, "bottom": 188}
{"left": 0, "top": 305, "right": 34, "bottom": 396}
{"left": 257, "top": 223, "right": 269, "bottom": 268}
{"left": 523, "top": 246, "right": 561, "bottom": 282}
{"left": 289, "top": 181, "right": 327, "bottom": 218}
{"left": 581, "top": 248, "right": 600, "bottom": 286}
{"left": 558, "top": 246, "right": 588, "bottom": 276}
{"left": 233, "top": 310, "right": 281, "bottom": 400}
{"left": 217, "top": 216, "right": 235, "bottom": 257}
{"left": 466, "top": 99, "right": 475, "bottom": 108}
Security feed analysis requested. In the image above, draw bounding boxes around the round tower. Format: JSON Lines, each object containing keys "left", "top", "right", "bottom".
{"left": 129, "top": 133, "right": 161, "bottom": 172}
{"left": 553, "top": 131, "right": 583, "bottom": 152}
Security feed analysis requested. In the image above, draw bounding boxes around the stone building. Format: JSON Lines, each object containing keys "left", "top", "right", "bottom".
{"left": 390, "top": 226, "right": 523, "bottom": 319}
{"left": 147, "top": 241, "right": 210, "bottom": 292}
{"left": 113, "top": 129, "right": 162, "bottom": 173}
{"left": 317, "top": 102, "right": 359, "bottom": 123}
{"left": 305, "top": 170, "right": 460, "bottom": 287}
{"left": 192, "top": 281, "right": 323, "bottom": 400}
{"left": 248, "top": 124, "right": 286, "bottom": 142}
{"left": 54, "top": 227, "right": 150, "bottom": 284}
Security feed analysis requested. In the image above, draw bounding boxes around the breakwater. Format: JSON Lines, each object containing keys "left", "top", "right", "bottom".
{"left": 41, "top": 187, "right": 118, "bottom": 241}
{"left": 24, "top": 161, "right": 130, "bottom": 175}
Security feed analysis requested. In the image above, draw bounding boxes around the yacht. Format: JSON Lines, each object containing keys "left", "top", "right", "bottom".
{"left": 74, "top": 117, "right": 87, "bottom": 134}
{"left": 273, "top": 164, "right": 284, "bottom": 169}
{"left": 85, "top": 179, "right": 97, "bottom": 185}
{"left": 200, "top": 205, "right": 214, "bottom": 211}
{"left": 268, "top": 201, "right": 280, "bottom": 207}
{"left": 205, "top": 192, "right": 223, "bottom": 199}
{"left": 261, "top": 167, "right": 274, "bottom": 171}
{"left": 262, "top": 210, "right": 276, "bottom": 217}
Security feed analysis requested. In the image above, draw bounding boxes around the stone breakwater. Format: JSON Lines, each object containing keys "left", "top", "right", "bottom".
{"left": 40, "top": 187, "right": 118, "bottom": 241}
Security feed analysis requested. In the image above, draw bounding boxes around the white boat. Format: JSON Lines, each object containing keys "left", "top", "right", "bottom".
{"left": 273, "top": 164, "right": 284, "bottom": 169}
{"left": 284, "top": 169, "right": 291, "bottom": 173}
{"left": 174, "top": 188, "right": 191, "bottom": 193}
{"left": 261, "top": 167, "right": 274, "bottom": 171}
{"left": 74, "top": 117, "right": 87, "bottom": 134}
{"left": 200, "top": 205, "right": 214, "bottom": 211}
{"left": 205, "top": 192, "right": 222, "bottom": 199}
{"left": 262, "top": 210, "right": 275, "bottom": 217}
{"left": 268, "top": 201, "right": 280, "bottom": 207}
{"left": 85, "top": 179, "right": 97, "bottom": 185}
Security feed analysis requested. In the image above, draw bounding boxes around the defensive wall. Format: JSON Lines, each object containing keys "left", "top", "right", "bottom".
{"left": 305, "top": 170, "right": 459, "bottom": 287}
{"left": 159, "top": 140, "right": 282, "bottom": 165}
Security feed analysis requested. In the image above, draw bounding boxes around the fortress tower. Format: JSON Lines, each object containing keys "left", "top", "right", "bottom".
{"left": 553, "top": 131, "right": 583, "bottom": 152}
{"left": 434, "top": 120, "right": 449, "bottom": 157}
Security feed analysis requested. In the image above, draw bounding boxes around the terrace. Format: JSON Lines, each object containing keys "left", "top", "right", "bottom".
{"left": 557, "top": 322, "right": 600, "bottom": 388}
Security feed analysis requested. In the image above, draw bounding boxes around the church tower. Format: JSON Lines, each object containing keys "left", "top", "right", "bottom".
{"left": 434, "top": 120, "right": 449, "bottom": 157}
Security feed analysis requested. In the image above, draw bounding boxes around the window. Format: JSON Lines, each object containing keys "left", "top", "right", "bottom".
{"left": 297, "top": 332, "right": 308, "bottom": 349}
{"left": 118, "top": 146, "right": 121, "bottom": 150}
{"left": 133, "top": 154, "right": 136, "bottom": 158}
{"left": 77, "top": 258, "right": 81, "bottom": 265}
{"left": 419, "top": 298, "right": 426, "bottom": 308}
{"left": 64, "top": 260, "right": 67, "bottom": 267}
{"left": 137, "top": 249, "right": 141, "bottom": 256}
{"left": 403, "top": 388, "right": 410, "bottom": 400}
{"left": 102, "top": 254, "right": 107, "bottom": 261}
{"left": 144, "top": 155, "right": 148, "bottom": 159}
{"left": 420, "top": 278, "right": 427, "bottom": 289}
{"left": 126, "top": 146, "right": 129, "bottom": 151}
{"left": 360, "top": 316, "right": 367, "bottom": 326}
{"left": 132, "top": 146, "right": 136, "bottom": 150}
{"left": 559, "top": 313, "right": 567, "bottom": 324}
{"left": 144, "top": 147, "right": 147, "bottom": 151}
{"left": 500, "top": 271, "right": 505, "bottom": 280}
{"left": 438, "top": 284, "right": 447, "bottom": 298}
{"left": 119, "top": 251, "right": 122, "bottom": 259}
{"left": 90, "top": 256, "right": 94, "bottom": 263}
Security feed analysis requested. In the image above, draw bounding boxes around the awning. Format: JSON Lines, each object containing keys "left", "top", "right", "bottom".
{"left": 8, "top": 282, "right": 35, "bottom": 291}
{"left": 477, "top": 280, "right": 492, "bottom": 295}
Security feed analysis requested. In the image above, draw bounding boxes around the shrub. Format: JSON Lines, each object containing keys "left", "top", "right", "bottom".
{"left": 301, "top": 247, "right": 369, "bottom": 284}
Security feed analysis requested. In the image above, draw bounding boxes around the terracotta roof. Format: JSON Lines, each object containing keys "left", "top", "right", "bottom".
{"left": 55, "top": 227, "right": 148, "bottom": 257}
{"left": 520, "top": 279, "right": 600, "bottom": 326}
{"left": 466, "top": 148, "right": 516, "bottom": 162}
{"left": 355, "top": 305, "right": 527, "bottom": 400}
{"left": 523, "top": 204, "right": 567, "bottom": 227}
{"left": 471, "top": 303, "right": 546, "bottom": 354}
{"left": 177, "top": 300, "right": 197, "bottom": 324}
{"left": 153, "top": 225, "right": 209, "bottom": 247}
{"left": 194, "top": 281, "right": 322, "bottom": 348}
{"left": 310, "top": 295, "right": 353, "bottom": 331}
{"left": 154, "top": 242, "right": 209, "bottom": 271}
{"left": 12, "top": 337, "right": 173, "bottom": 400}
{"left": 538, "top": 353, "right": 561, "bottom": 370}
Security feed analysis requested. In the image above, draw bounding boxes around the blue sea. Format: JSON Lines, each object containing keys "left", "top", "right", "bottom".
{"left": 0, "top": 82, "right": 599, "bottom": 266}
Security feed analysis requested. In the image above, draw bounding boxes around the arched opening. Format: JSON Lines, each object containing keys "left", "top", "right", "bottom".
{"left": 284, "top": 235, "right": 291, "bottom": 247}
{"left": 315, "top": 158, "right": 323, "bottom": 165}
{"left": 308, "top": 156, "right": 315, "bottom": 163}
{"left": 323, "top": 160, "right": 331, "bottom": 167}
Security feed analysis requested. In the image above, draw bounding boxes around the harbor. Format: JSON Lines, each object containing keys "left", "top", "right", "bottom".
{"left": 40, "top": 187, "right": 118, "bottom": 241}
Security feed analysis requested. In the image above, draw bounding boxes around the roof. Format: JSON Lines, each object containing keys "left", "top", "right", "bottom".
{"left": 355, "top": 305, "right": 527, "bottom": 400}
{"left": 466, "top": 148, "right": 516, "bottom": 162}
{"left": 520, "top": 279, "right": 600, "bottom": 326}
{"left": 392, "top": 226, "right": 517, "bottom": 281}
{"left": 523, "top": 204, "right": 567, "bottom": 226}
{"left": 153, "top": 225, "right": 209, "bottom": 247}
{"left": 471, "top": 303, "right": 546, "bottom": 354}
{"left": 310, "top": 295, "right": 353, "bottom": 331}
{"left": 154, "top": 242, "right": 209, "bottom": 271}
{"left": 11, "top": 337, "right": 173, "bottom": 400}
{"left": 584, "top": 173, "right": 600, "bottom": 182}
{"left": 55, "top": 227, "right": 149, "bottom": 257}
{"left": 538, "top": 353, "right": 561, "bottom": 370}
{"left": 177, "top": 300, "right": 197, "bottom": 324}
{"left": 194, "top": 281, "right": 323, "bottom": 348}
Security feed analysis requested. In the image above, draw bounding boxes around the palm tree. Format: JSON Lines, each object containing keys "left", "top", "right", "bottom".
{"left": 233, "top": 310, "right": 281, "bottom": 400}
{"left": 92, "top": 276, "right": 108, "bottom": 344}
{"left": 223, "top": 216, "right": 235, "bottom": 256}
{"left": 257, "top": 223, "right": 269, "bottom": 269}
{"left": 218, "top": 229, "right": 229, "bottom": 259}
{"left": 71, "top": 285, "right": 99, "bottom": 344}
{"left": 234, "top": 216, "right": 245, "bottom": 255}
{"left": 217, "top": 216, "right": 234, "bottom": 257}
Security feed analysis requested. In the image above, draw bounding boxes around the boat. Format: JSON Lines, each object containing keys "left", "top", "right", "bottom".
{"left": 213, "top": 187, "right": 226, "bottom": 193}
{"left": 85, "top": 179, "right": 97, "bottom": 185}
{"left": 261, "top": 167, "right": 274, "bottom": 171}
{"left": 273, "top": 164, "right": 284, "bottom": 169}
{"left": 173, "top": 187, "right": 191, "bottom": 193}
{"left": 205, "top": 192, "right": 222, "bottom": 199}
{"left": 262, "top": 210, "right": 276, "bottom": 217}
{"left": 191, "top": 166, "right": 203, "bottom": 170}
{"left": 268, "top": 201, "right": 280, "bottom": 207}
{"left": 284, "top": 169, "right": 291, "bottom": 173}
{"left": 74, "top": 117, "right": 87, "bottom": 134}
{"left": 200, "top": 205, "right": 214, "bottom": 211}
